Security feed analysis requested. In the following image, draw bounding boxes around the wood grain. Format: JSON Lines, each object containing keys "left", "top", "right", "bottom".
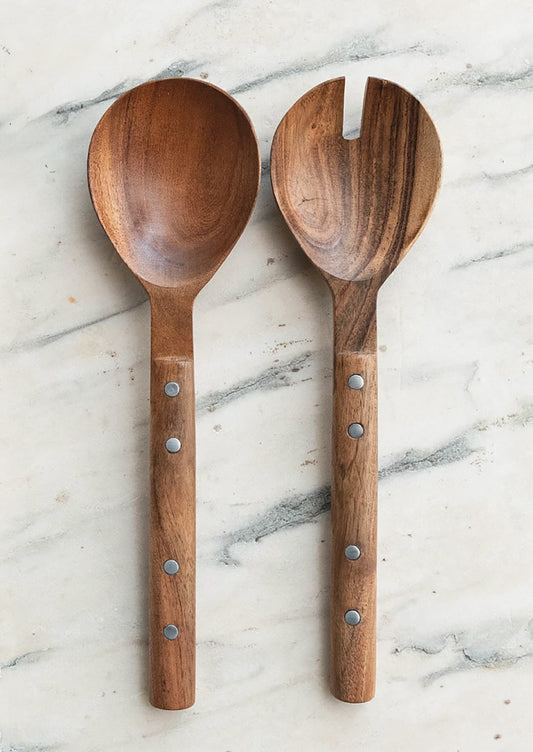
{"left": 88, "top": 78, "right": 260, "bottom": 292}
{"left": 331, "top": 327, "right": 377, "bottom": 703}
{"left": 150, "top": 353, "right": 195, "bottom": 709}
{"left": 271, "top": 76, "right": 441, "bottom": 702}
{"left": 88, "top": 78, "right": 260, "bottom": 709}
{"left": 148, "top": 291, "right": 195, "bottom": 709}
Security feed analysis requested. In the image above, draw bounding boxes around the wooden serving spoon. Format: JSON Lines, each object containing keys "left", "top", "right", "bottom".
{"left": 88, "top": 78, "right": 260, "bottom": 709}
{"left": 271, "top": 77, "right": 441, "bottom": 702}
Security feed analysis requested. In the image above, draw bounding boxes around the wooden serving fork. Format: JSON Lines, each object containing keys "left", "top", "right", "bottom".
{"left": 271, "top": 77, "right": 442, "bottom": 702}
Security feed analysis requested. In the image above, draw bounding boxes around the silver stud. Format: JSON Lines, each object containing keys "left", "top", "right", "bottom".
{"left": 164, "top": 381, "right": 180, "bottom": 397}
{"left": 345, "top": 545, "right": 361, "bottom": 560}
{"left": 163, "top": 559, "right": 179, "bottom": 575}
{"left": 165, "top": 438, "right": 181, "bottom": 453}
{"left": 345, "top": 610, "right": 361, "bottom": 626}
{"left": 348, "top": 423, "right": 364, "bottom": 439}
{"left": 348, "top": 374, "right": 364, "bottom": 390}
{"left": 163, "top": 624, "right": 179, "bottom": 640}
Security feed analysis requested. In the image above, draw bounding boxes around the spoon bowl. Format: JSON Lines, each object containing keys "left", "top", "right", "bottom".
{"left": 89, "top": 78, "right": 260, "bottom": 291}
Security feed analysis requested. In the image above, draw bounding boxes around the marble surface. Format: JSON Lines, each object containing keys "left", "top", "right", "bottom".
{"left": 1, "top": 1, "right": 532, "bottom": 749}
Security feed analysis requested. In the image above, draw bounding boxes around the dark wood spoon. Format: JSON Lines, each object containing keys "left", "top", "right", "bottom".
{"left": 88, "top": 78, "right": 260, "bottom": 709}
{"left": 271, "top": 77, "right": 442, "bottom": 703}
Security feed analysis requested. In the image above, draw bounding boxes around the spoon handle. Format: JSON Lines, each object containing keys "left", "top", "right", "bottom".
{"left": 331, "top": 348, "right": 377, "bottom": 703}
{"left": 149, "top": 356, "right": 196, "bottom": 709}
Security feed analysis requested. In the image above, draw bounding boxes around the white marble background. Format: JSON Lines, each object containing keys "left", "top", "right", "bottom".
{"left": 1, "top": 0, "right": 532, "bottom": 749}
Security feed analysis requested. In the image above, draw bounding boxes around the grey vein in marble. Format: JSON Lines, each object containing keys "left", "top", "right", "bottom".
{"left": 452, "top": 240, "right": 532, "bottom": 269}
{"left": 482, "top": 162, "right": 533, "bottom": 181}
{"left": 48, "top": 60, "right": 200, "bottom": 124}
{"left": 423, "top": 63, "right": 533, "bottom": 97}
{"left": 217, "top": 426, "right": 475, "bottom": 565}
{"left": 1, "top": 648, "right": 50, "bottom": 672}
{"left": 470, "top": 65, "right": 533, "bottom": 89}
{"left": 395, "top": 621, "right": 533, "bottom": 686}
{"left": 197, "top": 351, "right": 313, "bottom": 413}
{"left": 219, "top": 430, "right": 471, "bottom": 565}
{"left": 379, "top": 435, "right": 476, "bottom": 479}
{"left": 219, "top": 486, "right": 330, "bottom": 564}
{"left": 381, "top": 404, "right": 533, "bottom": 478}
{"left": 7, "top": 296, "right": 147, "bottom": 353}
{"left": 229, "top": 36, "right": 422, "bottom": 95}
{"left": 218, "top": 403, "right": 533, "bottom": 562}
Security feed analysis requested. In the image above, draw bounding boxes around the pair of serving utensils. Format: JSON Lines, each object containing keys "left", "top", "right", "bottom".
{"left": 88, "top": 76, "right": 441, "bottom": 709}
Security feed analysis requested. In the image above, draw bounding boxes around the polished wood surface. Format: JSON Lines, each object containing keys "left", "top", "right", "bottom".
{"left": 88, "top": 78, "right": 260, "bottom": 709}
{"left": 332, "top": 344, "right": 377, "bottom": 702}
{"left": 271, "top": 77, "right": 441, "bottom": 702}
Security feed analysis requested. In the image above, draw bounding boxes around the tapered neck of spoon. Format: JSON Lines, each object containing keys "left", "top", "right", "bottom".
{"left": 149, "top": 286, "right": 195, "bottom": 360}
{"left": 329, "top": 277, "right": 379, "bottom": 354}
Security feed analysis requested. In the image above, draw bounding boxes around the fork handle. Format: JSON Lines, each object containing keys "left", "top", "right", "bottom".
{"left": 331, "top": 349, "right": 377, "bottom": 702}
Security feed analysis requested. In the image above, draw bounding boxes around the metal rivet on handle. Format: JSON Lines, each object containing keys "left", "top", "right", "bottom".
{"left": 348, "top": 423, "right": 364, "bottom": 439}
{"left": 345, "top": 545, "right": 361, "bottom": 560}
{"left": 163, "top": 624, "right": 179, "bottom": 640}
{"left": 163, "top": 559, "right": 179, "bottom": 575}
{"left": 164, "top": 381, "right": 180, "bottom": 397}
{"left": 344, "top": 610, "right": 361, "bottom": 626}
{"left": 165, "top": 437, "right": 181, "bottom": 453}
{"left": 348, "top": 374, "right": 364, "bottom": 390}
